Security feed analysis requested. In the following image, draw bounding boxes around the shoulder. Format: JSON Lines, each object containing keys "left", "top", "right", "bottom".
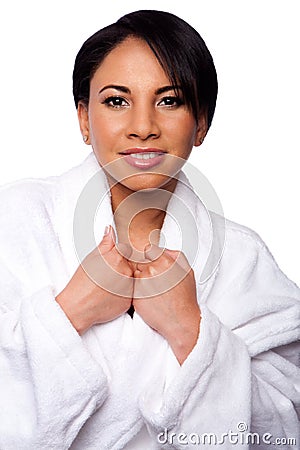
{"left": 204, "top": 211, "right": 270, "bottom": 283}
{"left": 0, "top": 176, "right": 62, "bottom": 279}
{"left": 211, "top": 211, "right": 271, "bottom": 261}
{"left": 0, "top": 153, "right": 98, "bottom": 224}
{"left": 224, "top": 216, "right": 265, "bottom": 247}
{"left": 207, "top": 209, "right": 264, "bottom": 248}
{"left": 0, "top": 176, "right": 56, "bottom": 208}
{"left": 207, "top": 214, "right": 300, "bottom": 354}
{"left": 209, "top": 211, "right": 300, "bottom": 297}
{"left": 0, "top": 164, "right": 76, "bottom": 246}
{"left": 0, "top": 176, "right": 60, "bottom": 236}
{"left": 207, "top": 211, "right": 299, "bottom": 294}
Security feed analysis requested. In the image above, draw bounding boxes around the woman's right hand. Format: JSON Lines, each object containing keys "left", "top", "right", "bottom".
{"left": 55, "top": 226, "right": 134, "bottom": 335}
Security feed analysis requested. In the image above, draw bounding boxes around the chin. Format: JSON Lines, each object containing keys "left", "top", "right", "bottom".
{"left": 119, "top": 173, "right": 176, "bottom": 192}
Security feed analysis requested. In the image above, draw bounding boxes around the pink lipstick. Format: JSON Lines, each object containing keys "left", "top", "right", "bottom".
{"left": 119, "top": 148, "right": 166, "bottom": 170}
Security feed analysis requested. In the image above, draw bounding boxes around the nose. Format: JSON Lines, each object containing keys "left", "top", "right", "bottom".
{"left": 127, "top": 105, "right": 160, "bottom": 141}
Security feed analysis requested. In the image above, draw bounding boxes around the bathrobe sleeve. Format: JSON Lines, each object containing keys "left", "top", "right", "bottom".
{"left": 0, "top": 182, "right": 109, "bottom": 450}
{"left": 138, "top": 227, "right": 300, "bottom": 449}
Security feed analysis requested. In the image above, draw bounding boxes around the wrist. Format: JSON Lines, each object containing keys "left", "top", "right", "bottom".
{"left": 55, "top": 291, "right": 91, "bottom": 335}
{"left": 166, "top": 311, "right": 201, "bottom": 365}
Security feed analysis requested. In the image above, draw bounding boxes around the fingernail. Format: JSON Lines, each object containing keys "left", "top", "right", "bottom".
{"left": 104, "top": 225, "right": 110, "bottom": 235}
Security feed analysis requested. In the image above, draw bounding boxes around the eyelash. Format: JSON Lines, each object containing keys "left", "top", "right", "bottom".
{"left": 158, "top": 96, "right": 184, "bottom": 107}
{"left": 102, "top": 96, "right": 129, "bottom": 108}
{"left": 102, "top": 95, "right": 184, "bottom": 109}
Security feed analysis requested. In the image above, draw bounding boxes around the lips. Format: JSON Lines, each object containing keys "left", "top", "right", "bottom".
{"left": 119, "top": 148, "right": 167, "bottom": 170}
{"left": 119, "top": 147, "right": 166, "bottom": 155}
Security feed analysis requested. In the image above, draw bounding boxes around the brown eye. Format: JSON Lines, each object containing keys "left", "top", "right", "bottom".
{"left": 158, "top": 96, "right": 184, "bottom": 107}
{"left": 103, "top": 96, "right": 129, "bottom": 108}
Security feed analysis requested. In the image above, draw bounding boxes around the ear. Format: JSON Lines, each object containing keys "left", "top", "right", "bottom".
{"left": 77, "top": 101, "right": 91, "bottom": 145}
{"left": 194, "top": 111, "right": 208, "bottom": 147}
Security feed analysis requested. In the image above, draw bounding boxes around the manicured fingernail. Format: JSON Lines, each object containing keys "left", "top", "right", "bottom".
{"left": 104, "top": 225, "right": 110, "bottom": 235}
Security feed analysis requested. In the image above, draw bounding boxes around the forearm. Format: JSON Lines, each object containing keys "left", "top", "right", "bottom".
{"left": 165, "top": 308, "right": 201, "bottom": 365}
{"left": 55, "top": 288, "right": 93, "bottom": 335}
{"left": 139, "top": 306, "right": 251, "bottom": 447}
{"left": 0, "top": 286, "right": 109, "bottom": 449}
{"left": 139, "top": 306, "right": 299, "bottom": 448}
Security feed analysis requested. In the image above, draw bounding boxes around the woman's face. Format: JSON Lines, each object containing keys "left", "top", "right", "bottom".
{"left": 78, "top": 37, "right": 207, "bottom": 192}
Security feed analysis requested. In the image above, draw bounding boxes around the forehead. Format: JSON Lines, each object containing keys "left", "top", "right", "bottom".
{"left": 91, "top": 37, "right": 171, "bottom": 88}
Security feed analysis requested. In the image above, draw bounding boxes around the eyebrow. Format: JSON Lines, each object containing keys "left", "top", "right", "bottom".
{"left": 98, "top": 84, "right": 182, "bottom": 95}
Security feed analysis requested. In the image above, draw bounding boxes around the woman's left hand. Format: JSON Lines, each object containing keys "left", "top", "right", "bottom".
{"left": 132, "top": 245, "right": 201, "bottom": 364}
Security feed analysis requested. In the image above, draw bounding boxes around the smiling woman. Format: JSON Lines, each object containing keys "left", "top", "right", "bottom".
{"left": 77, "top": 36, "right": 206, "bottom": 199}
{"left": 0, "top": 9, "right": 299, "bottom": 450}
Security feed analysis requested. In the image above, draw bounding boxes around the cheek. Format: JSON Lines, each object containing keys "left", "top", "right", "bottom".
{"left": 164, "top": 114, "right": 197, "bottom": 145}
{"left": 89, "top": 111, "right": 124, "bottom": 144}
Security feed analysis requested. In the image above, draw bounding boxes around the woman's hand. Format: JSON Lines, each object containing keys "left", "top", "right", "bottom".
{"left": 56, "top": 226, "right": 134, "bottom": 335}
{"left": 132, "top": 245, "right": 201, "bottom": 364}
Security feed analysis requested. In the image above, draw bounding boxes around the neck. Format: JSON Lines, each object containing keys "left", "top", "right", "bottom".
{"left": 108, "top": 177, "right": 177, "bottom": 256}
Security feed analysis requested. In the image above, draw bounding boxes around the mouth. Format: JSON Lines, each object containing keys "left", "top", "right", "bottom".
{"left": 118, "top": 148, "right": 167, "bottom": 170}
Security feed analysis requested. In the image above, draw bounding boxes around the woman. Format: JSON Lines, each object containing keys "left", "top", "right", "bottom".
{"left": 0, "top": 10, "right": 299, "bottom": 450}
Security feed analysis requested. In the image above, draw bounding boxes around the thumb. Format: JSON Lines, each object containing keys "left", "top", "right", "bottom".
{"left": 144, "top": 243, "right": 164, "bottom": 261}
{"left": 99, "top": 225, "right": 115, "bottom": 254}
{"left": 115, "top": 242, "right": 133, "bottom": 260}
{"left": 164, "top": 249, "right": 191, "bottom": 272}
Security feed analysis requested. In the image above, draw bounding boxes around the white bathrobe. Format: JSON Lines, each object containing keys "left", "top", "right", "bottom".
{"left": 0, "top": 152, "right": 299, "bottom": 450}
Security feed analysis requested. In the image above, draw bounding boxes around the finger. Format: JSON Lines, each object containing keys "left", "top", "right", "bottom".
{"left": 98, "top": 225, "right": 115, "bottom": 254}
{"left": 144, "top": 243, "right": 164, "bottom": 261}
{"left": 134, "top": 268, "right": 142, "bottom": 278}
{"left": 115, "top": 242, "right": 133, "bottom": 259}
{"left": 164, "top": 249, "right": 191, "bottom": 272}
{"left": 134, "top": 264, "right": 158, "bottom": 278}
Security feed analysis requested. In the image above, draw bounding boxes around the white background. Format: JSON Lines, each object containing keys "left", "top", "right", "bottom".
{"left": 0, "top": 0, "right": 299, "bottom": 285}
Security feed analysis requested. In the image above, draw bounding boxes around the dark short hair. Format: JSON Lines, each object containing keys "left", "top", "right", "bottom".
{"left": 73, "top": 10, "right": 218, "bottom": 128}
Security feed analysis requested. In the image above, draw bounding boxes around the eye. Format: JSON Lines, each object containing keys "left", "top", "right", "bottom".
{"left": 102, "top": 96, "right": 129, "bottom": 108}
{"left": 157, "top": 96, "right": 184, "bottom": 108}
